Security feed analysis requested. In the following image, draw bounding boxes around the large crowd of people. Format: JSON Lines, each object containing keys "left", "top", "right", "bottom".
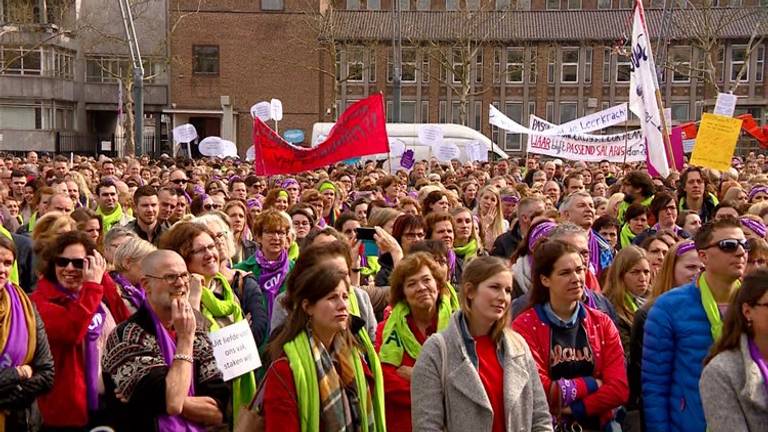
{"left": 0, "top": 149, "right": 767, "bottom": 431}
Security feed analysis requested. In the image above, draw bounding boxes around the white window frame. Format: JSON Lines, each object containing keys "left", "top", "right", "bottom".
{"left": 506, "top": 48, "right": 525, "bottom": 83}
{"left": 561, "top": 47, "right": 579, "bottom": 84}
{"left": 730, "top": 45, "right": 750, "bottom": 83}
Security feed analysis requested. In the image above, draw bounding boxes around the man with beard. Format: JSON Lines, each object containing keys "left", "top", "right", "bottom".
{"left": 491, "top": 196, "right": 545, "bottom": 260}
{"left": 96, "top": 180, "right": 132, "bottom": 234}
{"left": 124, "top": 186, "right": 166, "bottom": 245}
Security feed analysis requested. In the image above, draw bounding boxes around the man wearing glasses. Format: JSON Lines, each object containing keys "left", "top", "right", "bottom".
{"left": 102, "top": 250, "right": 227, "bottom": 430}
{"left": 643, "top": 217, "right": 747, "bottom": 432}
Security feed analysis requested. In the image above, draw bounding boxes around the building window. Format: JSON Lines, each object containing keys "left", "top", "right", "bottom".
{"left": 439, "top": 101, "right": 447, "bottom": 123}
{"left": 0, "top": 106, "right": 37, "bottom": 129}
{"left": 474, "top": 101, "right": 481, "bottom": 130}
{"left": 561, "top": 47, "right": 579, "bottom": 83}
{"left": 671, "top": 103, "right": 689, "bottom": 122}
{"left": 602, "top": 49, "right": 611, "bottom": 83}
{"left": 369, "top": 49, "right": 377, "bottom": 82}
{"left": 506, "top": 48, "right": 524, "bottom": 83}
{"left": 368, "top": 0, "right": 382, "bottom": 10}
{"left": 402, "top": 48, "right": 417, "bottom": 82}
{"left": 668, "top": 46, "right": 691, "bottom": 83}
{"left": 475, "top": 49, "right": 483, "bottom": 83}
{"left": 528, "top": 101, "right": 536, "bottom": 119}
{"left": 421, "top": 52, "right": 429, "bottom": 83}
{"left": 452, "top": 49, "right": 464, "bottom": 84}
{"left": 560, "top": 102, "right": 578, "bottom": 123}
{"left": 467, "top": 0, "right": 481, "bottom": 9}
{"left": 618, "top": 0, "right": 632, "bottom": 7}
{"left": 346, "top": 47, "right": 365, "bottom": 82}
{"left": 261, "top": 0, "right": 283, "bottom": 11}
{"left": 451, "top": 101, "right": 462, "bottom": 125}
{"left": 567, "top": 0, "right": 581, "bottom": 9}
{"left": 597, "top": 0, "right": 611, "bottom": 8}
{"left": 421, "top": 101, "right": 429, "bottom": 122}
{"left": 616, "top": 53, "right": 631, "bottom": 83}
{"left": 192, "top": 45, "right": 219, "bottom": 75}
{"left": 730, "top": 45, "right": 751, "bottom": 82}
{"left": 492, "top": 102, "right": 500, "bottom": 144}
{"left": 546, "top": 0, "right": 560, "bottom": 9}
{"left": 504, "top": 103, "right": 523, "bottom": 151}
{"left": 399, "top": 0, "right": 411, "bottom": 10}
{"left": 347, "top": 0, "right": 361, "bottom": 10}
{"left": 417, "top": 0, "right": 430, "bottom": 10}
{"left": 547, "top": 53, "right": 555, "bottom": 84}
{"left": 546, "top": 102, "right": 554, "bottom": 122}
{"left": 446, "top": 0, "right": 458, "bottom": 10}
{"left": 756, "top": 46, "right": 764, "bottom": 82}
{"left": 496, "top": 0, "right": 511, "bottom": 9}
{"left": 584, "top": 47, "right": 592, "bottom": 84}
{"left": 401, "top": 101, "right": 416, "bottom": 123}
{"left": 0, "top": 46, "right": 41, "bottom": 76}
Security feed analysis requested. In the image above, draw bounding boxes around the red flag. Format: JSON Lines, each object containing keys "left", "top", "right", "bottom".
{"left": 252, "top": 93, "right": 389, "bottom": 176}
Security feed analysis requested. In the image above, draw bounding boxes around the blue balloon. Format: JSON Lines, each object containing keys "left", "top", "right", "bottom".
{"left": 282, "top": 129, "right": 304, "bottom": 144}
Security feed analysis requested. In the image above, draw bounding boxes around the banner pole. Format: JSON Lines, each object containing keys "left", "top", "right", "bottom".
{"left": 623, "top": 102, "right": 629, "bottom": 166}
{"left": 655, "top": 89, "right": 675, "bottom": 173}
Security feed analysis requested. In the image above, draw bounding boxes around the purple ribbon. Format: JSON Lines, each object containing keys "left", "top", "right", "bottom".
{"left": 246, "top": 197, "right": 262, "bottom": 210}
{"left": 111, "top": 272, "right": 146, "bottom": 311}
{"left": 254, "top": 249, "right": 290, "bottom": 319}
{"left": 146, "top": 303, "right": 204, "bottom": 431}
{"left": 0, "top": 283, "right": 29, "bottom": 368}
{"left": 748, "top": 185, "right": 768, "bottom": 201}
{"left": 741, "top": 217, "right": 767, "bottom": 238}
{"left": 281, "top": 178, "right": 299, "bottom": 189}
{"left": 676, "top": 241, "right": 696, "bottom": 256}
{"left": 501, "top": 195, "right": 519, "bottom": 204}
{"left": 447, "top": 249, "right": 457, "bottom": 280}
{"left": 527, "top": 221, "right": 557, "bottom": 265}
{"left": 747, "top": 337, "right": 768, "bottom": 398}
{"left": 559, "top": 378, "right": 577, "bottom": 406}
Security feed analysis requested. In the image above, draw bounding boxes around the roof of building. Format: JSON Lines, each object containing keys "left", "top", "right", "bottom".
{"left": 325, "top": 8, "right": 768, "bottom": 43}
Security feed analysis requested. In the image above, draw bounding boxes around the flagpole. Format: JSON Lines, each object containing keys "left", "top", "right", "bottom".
{"left": 654, "top": 90, "right": 675, "bottom": 172}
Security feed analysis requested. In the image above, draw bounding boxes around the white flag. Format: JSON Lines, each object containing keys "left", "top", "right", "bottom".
{"left": 629, "top": 0, "right": 670, "bottom": 178}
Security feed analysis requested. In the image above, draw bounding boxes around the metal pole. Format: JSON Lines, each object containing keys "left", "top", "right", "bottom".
{"left": 392, "top": 0, "right": 402, "bottom": 123}
{"left": 134, "top": 69, "right": 144, "bottom": 156}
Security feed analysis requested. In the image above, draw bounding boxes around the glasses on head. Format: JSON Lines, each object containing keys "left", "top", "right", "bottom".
{"left": 55, "top": 257, "right": 85, "bottom": 269}
{"left": 192, "top": 243, "right": 218, "bottom": 256}
{"left": 704, "top": 238, "right": 750, "bottom": 253}
{"left": 146, "top": 272, "right": 191, "bottom": 285}
{"left": 171, "top": 178, "right": 188, "bottom": 185}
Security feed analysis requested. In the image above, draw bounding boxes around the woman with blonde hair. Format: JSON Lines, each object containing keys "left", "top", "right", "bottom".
{"left": 110, "top": 238, "right": 156, "bottom": 313}
{"left": 450, "top": 206, "right": 483, "bottom": 263}
{"left": 474, "top": 185, "right": 507, "bottom": 251}
{"left": 70, "top": 208, "right": 103, "bottom": 252}
{"left": 31, "top": 211, "right": 76, "bottom": 256}
{"left": 413, "top": 256, "right": 552, "bottom": 431}
{"left": 602, "top": 245, "right": 651, "bottom": 361}
{"left": 606, "top": 192, "right": 626, "bottom": 219}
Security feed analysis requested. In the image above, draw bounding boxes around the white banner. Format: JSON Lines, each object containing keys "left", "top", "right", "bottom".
{"left": 490, "top": 103, "right": 628, "bottom": 137}
{"left": 209, "top": 320, "right": 261, "bottom": 381}
{"left": 526, "top": 116, "right": 646, "bottom": 163}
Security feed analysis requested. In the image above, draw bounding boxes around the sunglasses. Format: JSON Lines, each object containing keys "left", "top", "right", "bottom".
{"left": 55, "top": 257, "right": 85, "bottom": 269}
{"left": 171, "top": 179, "right": 188, "bottom": 184}
{"left": 704, "top": 238, "right": 751, "bottom": 253}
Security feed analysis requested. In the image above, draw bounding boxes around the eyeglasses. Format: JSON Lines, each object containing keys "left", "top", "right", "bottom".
{"left": 55, "top": 257, "right": 85, "bottom": 269}
{"left": 402, "top": 231, "right": 425, "bottom": 240}
{"left": 203, "top": 204, "right": 213, "bottom": 210}
{"left": 146, "top": 272, "right": 191, "bottom": 284}
{"left": 192, "top": 243, "right": 218, "bottom": 256}
{"left": 704, "top": 238, "right": 751, "bottom": 253}
{"left": 748, "top": 258, "right": 767, "bottom": 266}
{"left": 752, "top": 302, "right": 768, "bottom": 308}
{"left": 171, "top": 178, "right": 188, "bottom": 184}
{"left": 263, "top": 230, "right": 288, "bottom": 238}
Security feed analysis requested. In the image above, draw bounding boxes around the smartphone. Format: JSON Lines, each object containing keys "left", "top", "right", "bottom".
{"left": 362, "top": 239, "right": 379, "bottom": 257}
{"left": 355, "top": 227, "right": 377, "bottom": 241}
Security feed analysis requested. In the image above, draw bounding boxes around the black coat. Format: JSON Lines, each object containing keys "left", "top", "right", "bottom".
{"left": 12, "top": 233, "right": 36, "bottom": 293}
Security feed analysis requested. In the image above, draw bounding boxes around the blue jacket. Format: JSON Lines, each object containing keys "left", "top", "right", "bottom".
{"left": 642, "top": 281, "right": 712, "bottom": 432}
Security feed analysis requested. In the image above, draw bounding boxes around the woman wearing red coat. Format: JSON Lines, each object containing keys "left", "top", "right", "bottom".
{"left": 374, "top": 252, "right": 458, "bottom": 432}
{"left": 512, "top": 240, "right": 628, "bottom": 431}
{"left": 30, "top": 231, "right": 130, "bottom": 429}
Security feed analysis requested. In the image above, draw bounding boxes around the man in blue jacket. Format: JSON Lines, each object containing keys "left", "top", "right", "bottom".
{"left": 642, "top": 217, "right": 747, "bottom": 432}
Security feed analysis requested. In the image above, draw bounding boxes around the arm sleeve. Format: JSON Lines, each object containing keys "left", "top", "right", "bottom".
{"left": 579, "top": 315, "right": 629, "bottom": 417}
{"left": 699, "top": 359, "right": 750, "bottom": 432}
{"left": 520, "top": 337, "right": 555, "bottom": 432}
{"left": 410, "top": 337, "right": 447, "bottom": 432}
{"left": 512, "top": 316, "right": 554, "bottom": 412}
{"left": 641, "top": 301, "right": 675, "bottom": 432}
{"left": 628, "top": 309, "right": 647, "bottom": 407}
{"left": 263, "top": 359, "right": 300, "bottom": 432}
{"left": 241, "top": 275, "right": 269, "bottom": 347}
{"left": 33, "top": 281, "right": 104, "bottom": 345}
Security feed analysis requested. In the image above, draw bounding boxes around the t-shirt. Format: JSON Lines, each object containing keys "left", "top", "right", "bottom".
{"left": 475, "top": 335, "right": 505, "bottom": 432}
{"left": 549, "top": 323, "right": 595, "bottom": 381}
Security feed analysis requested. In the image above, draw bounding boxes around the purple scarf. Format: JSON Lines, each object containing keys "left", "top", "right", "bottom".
{"left": 447, "top": 249, "right": 457, "bottom": 280}
{"left": 254, "top": 249, "right": 290, "bottom": 319}
{"left": 587, "top": 230, "right": 600, "bottom": 274}
{"left": 0, "top": 283, "right": 29, "bottom": 368}
{"left": 747, "top": 337, "right": 768, "bottom": 397}
{"left": 112, "top": 272, "right": 146, "bottom": 311}
{"left": 146, "top": 304, "right": 204, "bottom": 431}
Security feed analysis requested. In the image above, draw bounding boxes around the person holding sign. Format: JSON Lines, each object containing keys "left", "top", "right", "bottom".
{"left": 261, "top": 264, "right": 386, "bottom": 432}
{"left": 158, "top": 223, "right": 256, "bottom": 426}
{"left": 102, "top": 250, "right": 228, "bottom": 431}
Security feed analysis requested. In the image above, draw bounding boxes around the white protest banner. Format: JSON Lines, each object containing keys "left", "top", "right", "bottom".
{"left": 466, "top": 140, "right": 489, "bottom": 162}
{"left": 489, "top": 105, "right": 533, "bottom": 134}
{"left": 490, "top": 104, "right": 628, "bottom": 137}
{"left": 172, "top": 124, "right": 197, "bottom": 143}
{"left": 527, "top": 115, "right": 646, "bottom": 163}
{"left": 221, "top": 140, "right": 238, "bottom": 158}
{"left": 246, "top": 145, "right": 256, "bottom": 161}
{"left": 418, "top": 125, "right": 444, "bottom": 146}
{"left": 388, "top": 138, "right": 406, "bottom": 157}
{"left": 209, "top": 320, "right": 261, "bottom": 381}
{"left": 199, "top": 136, "right": 225, "bottom": 157}
{"left": 714, "top": 93, "right": 737, "bottom": 117}
{"left": 270, "top": 99, "right": 284, "bottom": 121}
{"left": 251, "top": 102, "right": 272, "bottom": 121}
{"left": 433, "top": 142, "right": 460, "bottom": 162}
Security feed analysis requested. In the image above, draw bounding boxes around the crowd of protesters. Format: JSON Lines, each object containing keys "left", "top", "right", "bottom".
{"left": 0, "top": 149, "right": 766, "bottom": 431}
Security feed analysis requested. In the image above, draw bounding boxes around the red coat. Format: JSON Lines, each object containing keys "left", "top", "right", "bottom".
{"left": 373, "top": 315, "right": 434, "bottom": 432}
{"left": 29, "top": 274, "right": 130, "bottom": 427}
{"left": 512, "top": 305, "right": 628, "bottom": 426}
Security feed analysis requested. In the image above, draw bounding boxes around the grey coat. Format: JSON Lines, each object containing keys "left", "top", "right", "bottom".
{"left": 411, "top": 313, "right": 553, "bottom": 432}
{"left": 700, "top": 334, "right": 768, "bottom": 432}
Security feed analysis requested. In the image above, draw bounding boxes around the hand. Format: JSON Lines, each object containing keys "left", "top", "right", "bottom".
{"left": 350, "top": 240, "right": 361, "bottom": 264}
{"left": 16, "top": 365, "right": 33, "bottom": 380}
{"left": 561, "top": 406, "right": 573, "bottom": 415}
{"left": 373, "top": 227, "right": 402, "bottom": 256}
{"left": 171, "top": 297, "right": 196, "bottom": 342}
{"left": 82, "top": 251, "right": 106, "bottom": 283}
{"left": 596, "top": 379, "right": 603, "bottom": 388}
{"left": 396, "top": 366, "right": 413, "bottom": 382}
{"left": 481, "top": 206, "right": 497, "bottom": 226}
{"left": 188, "top": 274, "right": 204, "bottom": 311}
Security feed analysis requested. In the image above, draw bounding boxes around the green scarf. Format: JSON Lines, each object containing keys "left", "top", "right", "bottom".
{"left": 27, "top": 212, "right": 37, "bottom": 232}
{"left": 288, "top": 241, "right": 300, "bottom": 262}
{"left": 379, "top": 296, "right": 455, "bottom": 366}
{"left": 454, "top": 238, "right": 479, "bottom": 262}
{"left": 283, "top": 330, "right": 386, "bottom": 432}
{"left": 698, "top": 273, "right": 739, "bottom": 342}
{"left": 625, "top": 292, "right": 639, "bottom": 314}
{"left": 619, "top": 223, "right": 637, "bottom": 249}
{"left": 360, "top": 256, "right": 381, "bottom": 278}
{"left": 200, "top": 273, "right": 255, "bottom": 425}
{"left": 617, "top": 195, "right": 654, "bottom": 225}
{"left": 97, "top": 203, "right": 125, "bottom": 233}
{"left": 445, "top": 282, "right": 460, "bottom": 311}
{"left": 0, "top": 226, "right": 19, "bottom": 286}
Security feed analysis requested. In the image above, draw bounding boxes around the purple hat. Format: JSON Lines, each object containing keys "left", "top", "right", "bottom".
{"left": 528, "top": 221, "right": 557, "bottom": 253}
{"left": 748, "top": 185, "right": 768, "bottom": 202}
{"left": 741, "top": 217, "right": 767, "bottom": 239}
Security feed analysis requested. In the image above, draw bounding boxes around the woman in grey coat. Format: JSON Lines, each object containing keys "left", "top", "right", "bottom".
{"left": 411, "top": 256, "right": 552, "bottom": 432}
{"left": 700, "top": 269, "right": 768, "bottom": 432}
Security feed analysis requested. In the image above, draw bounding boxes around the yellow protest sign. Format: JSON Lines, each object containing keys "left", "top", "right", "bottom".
{"left": 690, "top": 113, "right": 743, "bottom": 171}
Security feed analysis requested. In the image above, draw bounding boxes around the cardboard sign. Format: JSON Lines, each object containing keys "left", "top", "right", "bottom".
{"left": 714, "top": 93, "right": 737, "bottom": 117}
{"left": 270, "top": 99, "right": 284, "bottom": 121}
{"left": 418, "top": 125, "right": 444, "bottom": 146}
{"left": 400, "top": 149, "right": 415, "bottom": 169}
{"left": 466, "top": 140, "right": 489, "bottom": 162}
{"left": 209, "top": 320, "right": 261, "bottom": 381}
{"left": 690, "top": 113, "right": 743, "bottom": 171}
{"left": 251, "top": 102, "right": 271, "bottom": 121}
{"left": 172, "top": 124, "right": 197, "bottom": 143}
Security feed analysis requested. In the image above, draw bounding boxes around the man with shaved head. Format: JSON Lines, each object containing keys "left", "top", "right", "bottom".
{"left": 102, "top": 250, "right": 227, "bottom": 430}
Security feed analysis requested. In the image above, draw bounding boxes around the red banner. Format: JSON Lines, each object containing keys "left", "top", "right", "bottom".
{"left": 252, "top": 93, "right": 389, "bottom": 176}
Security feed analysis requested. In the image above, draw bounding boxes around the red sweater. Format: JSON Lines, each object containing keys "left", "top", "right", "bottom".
{"left": 476, "top": 335, "right": 505, "bottom": 432}
{"left": 512, "top": 305, "right": 628, "bottom": 426}
{"left": 30, "top": 274, "right": 130, "bottom": 427}
{"left": 373, "top": 315, "right": 435, "bottom": 432}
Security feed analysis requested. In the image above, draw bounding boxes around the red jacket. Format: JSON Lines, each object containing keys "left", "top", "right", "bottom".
{"left": 29, "top": 274, "right": 130, "bottom": 427}
{"left": 373, "top": 315, "right": 434, "bottom": 432}
{"left": 512, "top": 305, "right": 628, "bottom": 426}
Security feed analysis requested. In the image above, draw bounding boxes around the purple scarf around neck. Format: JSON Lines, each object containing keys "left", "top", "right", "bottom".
{"left": 146, "top": 303, "right": 204, "bottom": 431}
{"left": 254, "top": 248, "right": 290, "bottom": 319}
{"left": 447, "top": 249, "right": 457, "bottom": 281}
{"left": 53, "top": 282, "right": 106, "bottom": 411}
{"left": 111, "top": 272, "right": 145, "bottom": 311}
{"left": 747, "top": 337, "right": 768, "bottom": 397}
{"left": 0, "top": 283, "right": 29, "bottom": 368}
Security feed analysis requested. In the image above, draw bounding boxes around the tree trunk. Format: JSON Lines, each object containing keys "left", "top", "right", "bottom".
{"left": 123, "top": 78, "right": 136, "bottom": 157}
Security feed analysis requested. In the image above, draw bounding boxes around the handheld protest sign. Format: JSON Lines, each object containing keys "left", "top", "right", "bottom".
{"left": 173, "top": 124, "right": 197, "bottom": 143}
{"left": 251, "top": 102, "right": 272, "bottom": 122}
{"left": 418, "top": 125, "right": 444, "bottom": 146}
{"left": 199, "top": 136, "right": 225, "bottom": 157}
{"left": 270, "top": 99, "right": 283, "bottom": 121}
